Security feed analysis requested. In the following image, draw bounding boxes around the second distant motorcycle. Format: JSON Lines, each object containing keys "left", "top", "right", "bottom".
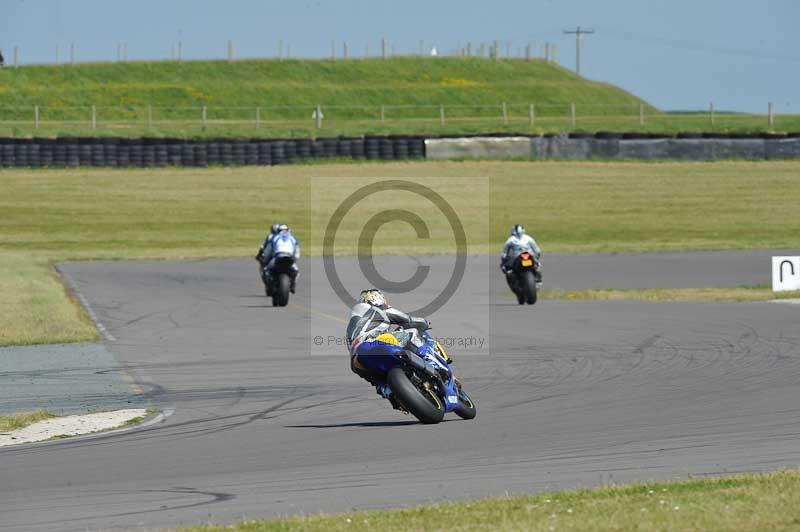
{"left": 255, "top": 224, "right": 300, "bottom": 307}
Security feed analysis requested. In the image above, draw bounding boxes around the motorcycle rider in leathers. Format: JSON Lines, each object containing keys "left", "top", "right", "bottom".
{"left": 346, "top": 289, "right": 431, "bottom": 409}
{"left": 500, "top": 224, "right": 542, "bottom": 287}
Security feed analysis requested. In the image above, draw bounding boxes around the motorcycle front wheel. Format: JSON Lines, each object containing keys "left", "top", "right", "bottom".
{"left": 387, "top": 367, "right": 445, "bottom": 424}
{"left": 454, "top": 388, "right": 477, "bottom": 420}
{"left": 271, "top": 273, "right": 291, "bottom": 307}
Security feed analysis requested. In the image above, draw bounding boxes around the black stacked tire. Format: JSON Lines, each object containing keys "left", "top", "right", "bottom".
{"left": 322, "top": 138, "right": 338, "bottom": 159}
{"left": 154, "top": 141, "right": 168, "bottom": 167}
{"left": 271, "top": 141, "right": 285, "bottom": 165}
{"left": 2, "top": 141, "right": 15, "bottom": 167}
{"left": 408, "top": 137, "right": 425, "bottom": 158}
{"left": 37, "top": 138, "right": 54, "bottom": 167}
{"left": 53, "top": 139, "right": 68, "bottom": 167}
{"left": 194, "top": 142, "right": 208, "bottom": 167}
{"left": 296, "top": 139, "right": 313, "bottom": 161}
{"left": 350, "top": 137, "right": 365, "bottom": 159}
{"left": 379, "top": 137, "right": 394, "bottom": 160}
{"left": 365, "top": 136, "right": 380, "bottom": 159}
{"left": 392, "top": 136, "right": 409, "bottom": 159}
{"left": 142, "top": 138, "right": 157, "bottom": 167}
{"left": 387, "top": 367, "right": 445, "bottom": 424}
{"left": 283, "top": 140, "right": 297, "bottom": 163}
{"left": 66, "top": 141, "right": 79, "bottom": 167}
{"left": 205, "top": 142, "right": 219, "bottom": 165}
{"left": 232, "top": 141, "right": 246, "bottom": 165}
{"left": 337, "top": 137, "right": 352, "bottom": 158}
{"left": 257, "top": 142, "right": 272, "bottom": 165}
{"left": 181, "top": 142, "right": 195, "bottom": 166}
{"left": 311, "top": 139, "right": 324, "bottom": 159}
{"left": 16, "top": 140, "right": 30, "bottom": 167}
{"left": 220, "top": 142, "right": 233, "bottom": 166}
{"left": 28, "top": 142, "right": 42, "bottom": 167}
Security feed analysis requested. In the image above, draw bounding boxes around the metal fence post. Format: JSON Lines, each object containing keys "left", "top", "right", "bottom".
{"left": 34, "top": 105, "right": 39, "bottom": 129}
{"left": 380, "top": 105, "right": 385, "bottom": 125}
{"left": 315, "top": 105, "right": 322, "bottom": 129}
{"left": 14, "top": 46, "right": 19, "bottom": 68}
{"left": 91, "top": 105, "right": 97, "bottom": 129}
{"left": 529, "top": 104, "right": 535, "bottom": 127}
{"left": 382, "top": 37, "right": 387, "bottom": 60}
{"left": 440, "top": 104, "right": 445, "bottom": 126}
{"left": 256, "top": 106, "right": 261, "bottom": 129}
{"left": 709, "top": 102, "right": 715, "bottom": 128}
{"left": 768, "top": 101, "right": 774, "bottom": 128}
{"left": 147, "top": 105, "right": 152, "bottom": 129}
{"left": 502, "top": 102, "right": 508, "bottom": 125}
{"left": 639, "top": 103, "right": 644, "bottom": 127}
{"left": 201, "top": 105, "right": 207, "bottom": 130}
{"left": 570, "top": 102, "right": 576, "bottom": 129}
{"left": 70, "top": 43, "right": 75, "bottom": 65}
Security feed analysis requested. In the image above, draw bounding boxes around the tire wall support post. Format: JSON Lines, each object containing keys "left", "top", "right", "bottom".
{"left": 380, "top": 105, "right": 385, "bottom": 125}
{"left": 502, "top": 102, "right": 508, "bottom": 126}
{"left": 529, "top": 103, "right": 535, "bottom": 127}
{"left": 768, "top": 102, "right": 774, "bottom": 128}
{"left": 91, "top": 105, "right": 97, "bottom": 130}
{"left": 34, "top": 105, "right": 39, "bottom": 129}
{"left": 315, "top": 105, "right": 322, "bottom": 129}
{"left": 440, "top": 104, "right": 445, "bottom": 127}
{"left": 256, "top": 106, "right": 261, "bottom": 129}
{"left": 201, "top": 105, "right": 207, "bottom": 131}
{"left": 639, "top": 103, "right": 644, "bottom": 127}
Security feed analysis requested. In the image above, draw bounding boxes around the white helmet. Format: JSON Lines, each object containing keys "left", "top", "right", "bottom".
{"left": 511, "top": 224, "right": 526, "bottom": 238}
{"left": 359, "top": 288, "right": 387, "bottom": 308}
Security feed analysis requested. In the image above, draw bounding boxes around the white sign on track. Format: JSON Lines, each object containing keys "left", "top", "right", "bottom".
{"left": 772, "top": 256, "right": 800, "bottom": 292}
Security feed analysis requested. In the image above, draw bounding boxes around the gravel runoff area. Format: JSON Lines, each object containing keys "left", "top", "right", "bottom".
{"left": 0, "top": 409, "right": 148, "bottom": 447}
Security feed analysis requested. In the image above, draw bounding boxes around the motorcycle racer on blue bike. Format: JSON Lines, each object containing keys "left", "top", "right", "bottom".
{"left": 256, "top": 224, "right": 300, "bottom": 294}
{"left": 346, "top": 289, "right": 436, "bottom": 408}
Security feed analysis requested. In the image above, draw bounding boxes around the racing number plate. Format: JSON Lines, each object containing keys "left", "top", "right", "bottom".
{"left": 521, "top": 258, "right": 533, "bottom": 267}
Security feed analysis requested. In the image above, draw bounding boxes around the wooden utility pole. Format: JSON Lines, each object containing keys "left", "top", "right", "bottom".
{"left": 563, "top": 26, "right": 595, "bottom": 75}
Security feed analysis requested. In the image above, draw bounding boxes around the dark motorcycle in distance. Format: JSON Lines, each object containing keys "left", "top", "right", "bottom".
{"left": 262, "top": 254, "right": 294, "bottom": 307}
{"left": 508, "top": 251, "right": 542, "bottom": 305}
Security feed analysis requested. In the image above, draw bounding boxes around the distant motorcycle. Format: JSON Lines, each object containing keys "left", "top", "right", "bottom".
{"left": 508, "top": 250, "right": 542, "bottom": 305}
{"left": 260, "top": 232, "right": 298, "bottom": 307}
{"left": 354, "top": 326, "right": 477, "bottom": 424}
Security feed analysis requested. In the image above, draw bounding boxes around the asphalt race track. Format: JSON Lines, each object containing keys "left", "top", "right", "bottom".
{"left": 2, "top": 250, "right": 800, "bottom": 531}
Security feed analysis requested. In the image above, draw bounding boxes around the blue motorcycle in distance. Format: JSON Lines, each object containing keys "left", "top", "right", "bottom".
{"left": 355, "top": 327, "right": 477, "bottom": 424}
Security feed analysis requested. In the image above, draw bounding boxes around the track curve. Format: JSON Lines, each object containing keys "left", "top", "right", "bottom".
{"left": 1, "top": 251, "right": 799, "bottom": 531}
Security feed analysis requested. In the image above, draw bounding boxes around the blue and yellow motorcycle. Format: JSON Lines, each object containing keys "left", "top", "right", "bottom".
{"left": 353, "top": 328, "right": 477, "bottom": 424}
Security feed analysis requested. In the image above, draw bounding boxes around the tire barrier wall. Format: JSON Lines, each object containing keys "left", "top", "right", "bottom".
{"left": 0, "top": 136, "right": 426, "bottom": 168}
{"left": 426, "top": 134, "right": 800, "bottom": 161}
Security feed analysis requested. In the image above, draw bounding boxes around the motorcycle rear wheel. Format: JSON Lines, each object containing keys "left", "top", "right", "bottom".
{"left": 522, "top": 270, "right": 538, "bottom": 305}
{"left": 387, "top": 367, "right": 445, "bottom": 424}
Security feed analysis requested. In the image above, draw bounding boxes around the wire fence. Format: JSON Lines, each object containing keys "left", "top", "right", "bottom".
{"left": 0, "top": 103, "right": 796, "bottom": 135}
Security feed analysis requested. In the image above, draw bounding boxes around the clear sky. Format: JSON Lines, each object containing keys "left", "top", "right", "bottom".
{"left": 2, "top": 0, "right": 798, "bottom": 113}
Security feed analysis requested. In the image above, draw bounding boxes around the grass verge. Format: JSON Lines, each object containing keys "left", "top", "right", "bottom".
{"left": 0, "top": 410, "right": 56, "bottom": 432}
{"left": 181, "top": 470, "right": 800, "bottom": 531}
{"left": 541, "top": 285, "right": 800, "bottom": 303}
{"left": 1, "top": 160, "right": 799, "bottom": 346}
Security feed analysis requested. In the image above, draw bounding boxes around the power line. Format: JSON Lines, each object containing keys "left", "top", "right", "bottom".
{"left": 563, "top": 26, "right": 595, "bottom": 76}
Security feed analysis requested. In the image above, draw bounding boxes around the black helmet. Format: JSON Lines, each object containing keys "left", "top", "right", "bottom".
{"left": 511, "top": 224, "right": 526, "bottom": 238}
